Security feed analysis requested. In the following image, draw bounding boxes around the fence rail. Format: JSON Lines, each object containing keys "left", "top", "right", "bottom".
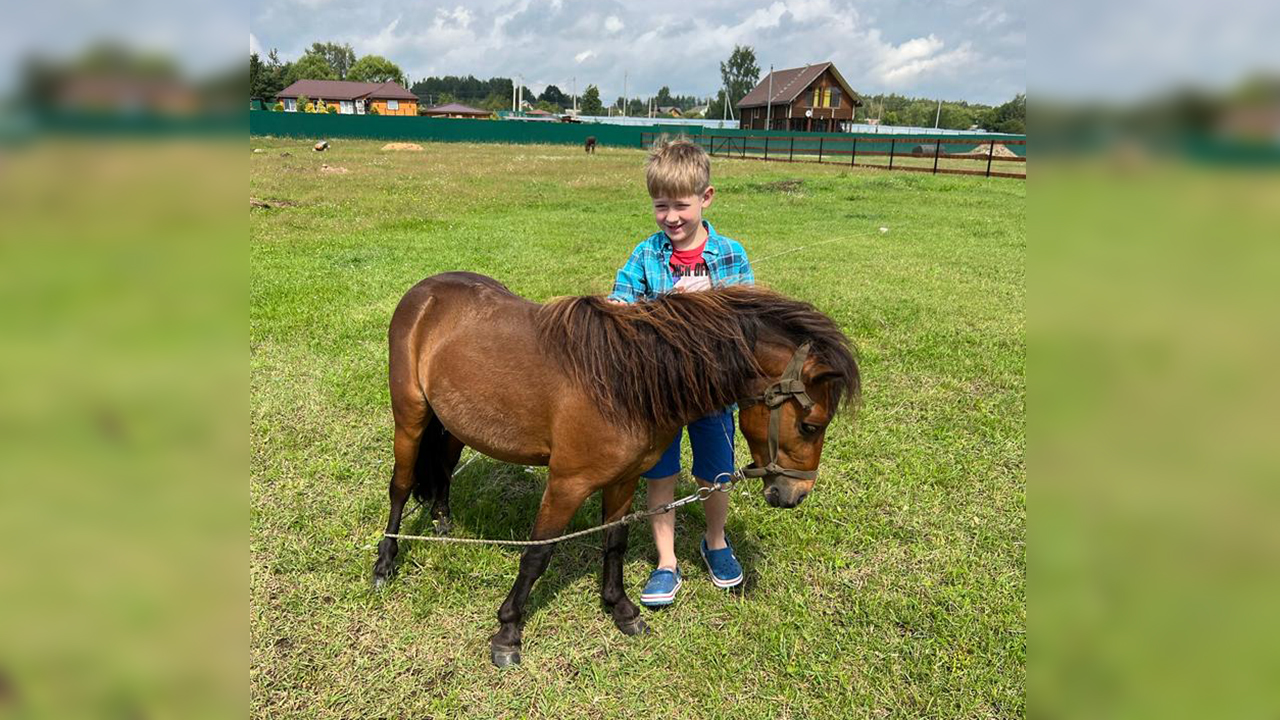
{"left": 644, "top": 132, "right": 1027, "bottom": 180}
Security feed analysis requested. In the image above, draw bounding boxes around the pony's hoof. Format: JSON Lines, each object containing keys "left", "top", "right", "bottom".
{"left": 433, "top": 518, "right": 453, "bottom": 536}
{"left": 616, "top": 616, "right": 649, "bottom": 636}
{"left": 372, "top": 572, "right": 391, "bottom": 590}
{"left": 491, "top": 646, "right": 522, "bottom": 668}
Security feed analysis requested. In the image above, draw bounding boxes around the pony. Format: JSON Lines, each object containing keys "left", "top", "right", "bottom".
{"left": 375, "top": 272, "right": 859, "bottom": 666}
{"left": 584, "top": 136, "right": 597, "bottom": 153}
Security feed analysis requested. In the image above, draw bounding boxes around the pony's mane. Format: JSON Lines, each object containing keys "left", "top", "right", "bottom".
{"left": 535, "top": 286, "right": 860, "bottom": 429}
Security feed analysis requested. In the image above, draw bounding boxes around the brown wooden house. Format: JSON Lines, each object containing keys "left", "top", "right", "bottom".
{"left": 276, "top": 79, "right": 418, "bottom": 116}
{"left": 737, "top": 62, "right": 861, "bottom": 132}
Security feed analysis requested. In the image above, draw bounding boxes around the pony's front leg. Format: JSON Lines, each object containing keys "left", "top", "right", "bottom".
{"left": 601, "top": 477, "right": 646, "bottom": 636}
{"left": 490, "top": 478, "right": 594, "bottom": 668}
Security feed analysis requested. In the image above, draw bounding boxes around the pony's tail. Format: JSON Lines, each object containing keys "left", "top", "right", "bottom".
{"left": 411, "top": 413, "right": 449, "bottom": 504}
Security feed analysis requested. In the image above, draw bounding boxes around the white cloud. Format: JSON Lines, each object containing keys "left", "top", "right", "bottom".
{"left": 250, "top": 32, "right": 262, "bottom": 55}
{"left": 876, "top": 40, "right": 978, "bottom": 86}
{"left": 252, "top": 0, "right": 1022, "bottom": 104}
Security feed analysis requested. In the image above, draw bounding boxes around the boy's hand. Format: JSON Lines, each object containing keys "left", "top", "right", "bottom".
{"left": 674, "top": 276, "right": 712, "bottom": 293}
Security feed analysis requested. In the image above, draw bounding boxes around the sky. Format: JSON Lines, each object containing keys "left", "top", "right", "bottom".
{"left": 249, "top": 0, "right": 1026, "bottom": 106}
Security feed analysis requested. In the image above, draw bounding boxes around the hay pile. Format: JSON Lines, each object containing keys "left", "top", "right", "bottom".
{"left": 954, "top": 142, "right": 1019, "bottom": 159}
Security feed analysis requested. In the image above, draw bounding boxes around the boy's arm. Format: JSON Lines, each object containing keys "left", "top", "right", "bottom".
{"left": 608, "top": 252, "right": 649, "bottom": 303}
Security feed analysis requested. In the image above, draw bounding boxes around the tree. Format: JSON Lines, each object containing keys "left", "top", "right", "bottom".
{"left": 719, "top": 45, "right": 760, "bottom": 110}
{"left": 538, "top": 84, "right": 568, "bottom": 109}
{"left": 981, "top": 93, "right": 1026, "bottom": 134}
{"left": 478, "top": 91, "right": 510, "bottom": 112}
{"left": 347, "top": 55, "right": 405, "bottom": 85}
{"left": 284, "top": 52, "right": 336, "bottom": 85}
{"left": 308, "top": 42, "right": 355, "bottom": 80}
{"left": 655, "top": 85, "right": 673, "bottom": 107}
{"left": 580, "top": 84, "right": 603, "bottom": 115}
{"left": 250, "top": 53, "right": 263, "bottom": 97}
{"left": 705, "top": 89, "right": 731, "bottom": 121}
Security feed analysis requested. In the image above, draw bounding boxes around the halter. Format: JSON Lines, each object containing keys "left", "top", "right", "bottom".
{"left": 738, "top": 341, "right": 819, "bottom": 482}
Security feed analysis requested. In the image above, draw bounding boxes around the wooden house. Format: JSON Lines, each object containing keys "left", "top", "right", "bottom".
{"left": 276, "top": 79, "right": 418, "bottom": 116}
{"left": 737, "top": 62, "right": 861, "bottom": 132}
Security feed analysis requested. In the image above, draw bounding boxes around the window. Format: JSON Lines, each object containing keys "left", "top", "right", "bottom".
{"left": 830, "top": 87, "right": 842, "bottom": 108}
{"left": 812, "top": 88, "right": 820, "bottom": 107}
{"left": 387, "top": 99, "right": 399, "bottom": 111}
{"left": 823, "top": 88, "right": 831, "bottom": 107}
{"left": 340, "top": 100, "right": 354, "bottom": 114}
{"left": 284, "top": 98, "right": 296, "bottom": 112}
{"left": 355, "top": 100, "right": 365, "bottom": 115}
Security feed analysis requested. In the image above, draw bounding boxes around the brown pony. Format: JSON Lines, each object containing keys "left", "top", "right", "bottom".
{"left": 375, "top": 272, "right": 859, "bottom": 666}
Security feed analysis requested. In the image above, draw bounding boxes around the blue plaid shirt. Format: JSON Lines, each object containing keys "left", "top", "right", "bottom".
{"left": 608, "top": 221, "right": 754, "bottom": 302}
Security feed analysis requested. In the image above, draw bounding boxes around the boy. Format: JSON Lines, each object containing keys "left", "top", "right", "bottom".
{"left": 608, "top": 137, "right": 755, "bottom": 607}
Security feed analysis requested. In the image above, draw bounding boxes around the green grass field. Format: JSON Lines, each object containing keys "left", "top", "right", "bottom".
{"left": 250, "top": 138, "right": 1025, "bottom": 719}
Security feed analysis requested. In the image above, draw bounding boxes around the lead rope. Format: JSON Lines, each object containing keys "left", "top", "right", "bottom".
{"left": 385, "top": 440, "right": 746, "bottom": 547}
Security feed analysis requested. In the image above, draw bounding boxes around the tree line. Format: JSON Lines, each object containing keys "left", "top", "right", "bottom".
{"left": 250, "top": 42, "right": 407, "bottom": 101}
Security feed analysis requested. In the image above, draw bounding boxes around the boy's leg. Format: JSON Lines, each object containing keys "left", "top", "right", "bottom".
{"left": 697, "top": 477, "right": 729, "bottom": 550}
{"left": 646, "top": 474, "right": 679, "bottom": 568}
{"left": 642, "top": 428, "right": 684, "bottom": 570}
{"left": 688, "top": 409, "right": 737, "bottom": 551}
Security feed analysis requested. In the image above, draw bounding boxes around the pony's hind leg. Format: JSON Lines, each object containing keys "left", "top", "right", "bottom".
{"left": 373, "top": 403, "right": 430, "bottom": 589}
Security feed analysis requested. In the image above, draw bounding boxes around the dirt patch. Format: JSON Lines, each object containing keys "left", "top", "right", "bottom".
{"left": 250, "top": 197, "right": 298, "bottom": 209}
{"left": 381, "top": 142, "right": 424, "bottom": 151}
{"left": 757, "top": 179, "right": 804, "bottom": 193}
{"left": 320, "top": 164, "right": 349, "bottom": 175}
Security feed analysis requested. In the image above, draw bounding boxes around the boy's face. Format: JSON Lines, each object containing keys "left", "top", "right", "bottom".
{"left": 652, "top": 186, "right": 714, "bottom": 245}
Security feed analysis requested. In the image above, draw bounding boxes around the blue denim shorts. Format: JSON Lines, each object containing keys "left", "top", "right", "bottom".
{"left": 642, "top": 408, "right": 736, "bottom": 481}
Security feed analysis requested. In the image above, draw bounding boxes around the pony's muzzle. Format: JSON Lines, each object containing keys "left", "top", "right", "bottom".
{"left": 763, "top": 482, "right": 809, "bottom": 509}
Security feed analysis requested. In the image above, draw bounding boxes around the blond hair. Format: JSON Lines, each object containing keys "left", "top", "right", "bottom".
{"left": 645, "top": 136, "right": 711, "bottom": 197}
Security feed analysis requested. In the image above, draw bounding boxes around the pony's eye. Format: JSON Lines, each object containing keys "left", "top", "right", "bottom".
{"left": 800, "top": 423, "right": 820, "bottom": 435}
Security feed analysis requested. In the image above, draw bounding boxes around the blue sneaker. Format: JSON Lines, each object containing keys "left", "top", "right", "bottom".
{"left": 700, "top": 537, "right": 744, "bottom": 589}
{"left": 639, "top": 568, "right": 682, "bottom": 607}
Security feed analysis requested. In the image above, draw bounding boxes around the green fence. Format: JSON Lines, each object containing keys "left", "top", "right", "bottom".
{"left": 249, "top": 111, "right": 1028, "bottom": 163}
{"left": 250, "top": 112, "right": 651, "bottom": 148}
{"left": 653, "top": 131, "right": 1028, "bottom": 179}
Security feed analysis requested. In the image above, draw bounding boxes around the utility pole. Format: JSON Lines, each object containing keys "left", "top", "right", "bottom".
{"left": 622, "top": 70, "right": 628, "bottom": 117}
{"left": 934, "top": 97, "right": 942, "bottom": 128}
{"left": 766, "top": 65, "right": 773, "bottom": 130}
{"left": 572, "top": 76, "right": 576, "bottom": 112}
{"left": 511, "top": 80, "right": 516, "bottom": 112}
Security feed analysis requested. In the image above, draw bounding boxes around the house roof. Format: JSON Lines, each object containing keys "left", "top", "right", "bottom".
{"left": 737, "top": 62, "right": 860, "bottom": 109}
{"left": 277, "top": 79, "right": 417, "bottom": 101}
{"left": 421, "top": 102, "right": 490, "bottom": 116}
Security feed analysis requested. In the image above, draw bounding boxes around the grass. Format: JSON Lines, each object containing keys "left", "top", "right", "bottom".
{"left": 250, "top": 138, "right": 1025, "bottom": 719}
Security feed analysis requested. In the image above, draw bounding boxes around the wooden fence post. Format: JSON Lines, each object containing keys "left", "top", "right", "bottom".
{"left": 889, "top": 138, "right": 896, "bottom": 169}
{"left": 851, "top": 136, "right": 857, "bottom": 166}
{"left": 764, "top": 134, "right": 769, "bottom": 161}
{"left": 818, "top": 137, "right": 824, "bottom": 163}
{"left": 790, "top": 137, "right": 795, "bottom": 162}
{"left": 932, "top": 138, "right": 941, "bottom": 174}
{"left": 986, "top": 140, "right": 995, "bottom": 178}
